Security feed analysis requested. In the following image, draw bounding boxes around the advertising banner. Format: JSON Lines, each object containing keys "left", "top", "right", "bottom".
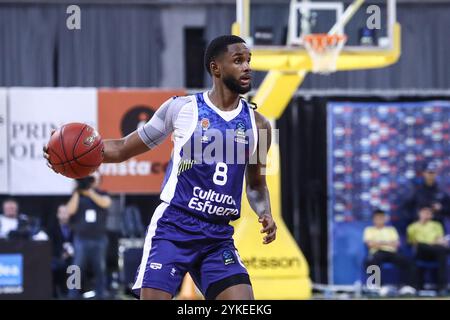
{"left": 98, "top": 89, "right": 185, "bottom": 194}
{"left": 328, "top": 100, "right": 450, "bottom": 284}
{"left": 8, "top": 88, "right": 97, "bottom": 195}
{"left": 0, "top": 254, "right": 23, "bottom": 294}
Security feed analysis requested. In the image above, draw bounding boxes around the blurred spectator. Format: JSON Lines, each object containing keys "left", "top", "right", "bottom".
{"left": 50, "top": 204, "right": 74, "bottom": 299}
{"left": 403, "top": 162, "right": 450, "bottom": 225}
{"left": 363, "top": 209, "right": 417, "bottom": 294}
{"left": 66, "top": 173, "right": 112, "bottom": 299}
{"left": 0, "top": 198, "right": 48, "bottom": 240}
{"left": 407, "top": 206, "right": 450, "bottom": 295}
{"left": 0, "top": 198, "right": 24, "bottom": 238}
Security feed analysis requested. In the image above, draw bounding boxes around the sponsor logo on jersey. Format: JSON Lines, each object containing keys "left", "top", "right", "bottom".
{"left": 150, "top": 262, "right": 162, "bottom": 270}
{"left": 201, "top": 135, "right": 210, "bottom": 143}
{"left": 187, "top": 186, "right": 239, "bottom": 216}
{"left": 177, "top": 159, "right": 196, "bottom": 176}
{"left": 235, "top": 137, "right": 248, "bottom": 144}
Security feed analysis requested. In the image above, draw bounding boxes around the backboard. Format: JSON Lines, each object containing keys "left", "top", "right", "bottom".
{"left": 235, "top": 0, "right": 397, "bottom": 52}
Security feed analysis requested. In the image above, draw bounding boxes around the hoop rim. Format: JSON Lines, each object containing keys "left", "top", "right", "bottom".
{"left": 302, "top": 33, "right": 347, "bottom": 45}
{"left": 301, "top": 33, "right": 348, "bottom": 74}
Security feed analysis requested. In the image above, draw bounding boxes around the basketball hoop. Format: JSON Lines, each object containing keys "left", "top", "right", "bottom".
{"left": 302, "top": 34, "right": 347, "bottom": 74}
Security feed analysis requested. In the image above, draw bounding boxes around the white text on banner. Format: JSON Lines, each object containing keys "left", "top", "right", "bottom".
{"left": 8, "top": 88, "right": 97, "bottom": 195}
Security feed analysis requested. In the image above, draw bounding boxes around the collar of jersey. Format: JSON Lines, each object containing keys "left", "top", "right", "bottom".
{"left": 203, "top": 91, "right": 243, "bottom": 122}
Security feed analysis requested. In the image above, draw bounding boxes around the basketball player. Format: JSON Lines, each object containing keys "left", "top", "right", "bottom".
{"left": 45, "top": 35, "right": 276, "bottom": 300}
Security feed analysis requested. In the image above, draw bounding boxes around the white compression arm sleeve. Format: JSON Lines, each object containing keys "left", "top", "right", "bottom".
{"left": 137, "top": 96, "right": 193, "bottom": 149}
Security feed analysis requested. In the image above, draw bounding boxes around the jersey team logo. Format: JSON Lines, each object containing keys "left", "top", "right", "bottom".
{"left": 200, "top": 118, "right": 210, "bottom": 130}
{"left": 200, "top": 118, "right": 210, "bottom": 143}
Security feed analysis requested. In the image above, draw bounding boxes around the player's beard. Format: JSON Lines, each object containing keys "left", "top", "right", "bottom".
{"left": 223, "top": 74, "right": 251, "bottom": 94}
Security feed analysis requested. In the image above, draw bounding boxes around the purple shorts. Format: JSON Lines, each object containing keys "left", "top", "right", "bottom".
{"left": 132, "top": 203, "right": 250, "bottom": 299}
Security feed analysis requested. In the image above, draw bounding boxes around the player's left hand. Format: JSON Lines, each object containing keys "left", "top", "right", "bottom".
{"left": 259, "top": 214, "right": 277, "bottom": 244}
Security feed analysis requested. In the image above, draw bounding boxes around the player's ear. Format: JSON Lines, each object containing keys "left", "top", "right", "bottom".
{"left": 210, "top": 60, "right": 220, "bottom": 77}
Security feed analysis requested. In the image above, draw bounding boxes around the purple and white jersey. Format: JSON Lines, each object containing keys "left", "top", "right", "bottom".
{"left": 138, "top": 91, "right": 257, "bottom": 223}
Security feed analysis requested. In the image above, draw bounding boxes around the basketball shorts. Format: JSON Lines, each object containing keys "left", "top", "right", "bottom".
{"left": 132, "top": 202, "right": 251, "bottom": 299}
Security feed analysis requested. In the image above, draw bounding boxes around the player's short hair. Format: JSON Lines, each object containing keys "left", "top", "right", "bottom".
{"left": 2, "top": 197, "right": 17, "bottom": 206}
{"left": 204, "top": 35, "right": 246, "bottom": 75}
{"left": 2, "top": 197, "right": 18, "bottom": 211}
{"left": 418, "top": 205, "right": 432, "bottom": 213}
{"left": 372, "top": 209, "right": 385, "bottom": 217}
{"left": 423, "top": 161, "right": 438, "bottom": 173}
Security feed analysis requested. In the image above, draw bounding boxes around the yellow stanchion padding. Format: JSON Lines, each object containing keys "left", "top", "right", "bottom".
{"left": 232, "top": 143, "right": 312, "bottom": 299}
{"left": 252, "top": 71, "right": 306, "bottom": 119}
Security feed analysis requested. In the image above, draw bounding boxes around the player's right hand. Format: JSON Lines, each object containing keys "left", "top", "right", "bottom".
{"left": 43, "top": 129, "right": 57, "bottom": 173}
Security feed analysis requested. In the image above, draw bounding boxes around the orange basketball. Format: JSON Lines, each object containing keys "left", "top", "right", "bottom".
{"left": 46, "top": 123, "right": 104, "bottom": 179}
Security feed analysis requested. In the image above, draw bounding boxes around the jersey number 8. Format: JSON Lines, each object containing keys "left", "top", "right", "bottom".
{"left": 213, "top": 162, "right": 228, "bottom": 186}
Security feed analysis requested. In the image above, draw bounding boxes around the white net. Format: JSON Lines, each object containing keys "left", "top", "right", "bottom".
{"left": 302, "top": 34, "right": 347, "bottom": 74}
